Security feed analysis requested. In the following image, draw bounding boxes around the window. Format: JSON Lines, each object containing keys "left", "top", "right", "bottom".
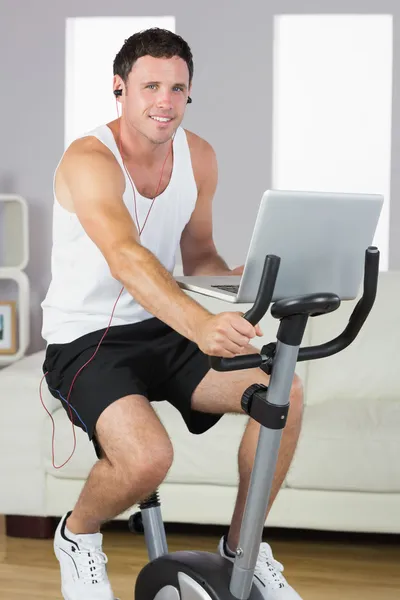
{"left": 65, "top": 16, "right": 176, "bottom": 148}
{"left": 272, "top": 14, "right": 393, "bottom": 270}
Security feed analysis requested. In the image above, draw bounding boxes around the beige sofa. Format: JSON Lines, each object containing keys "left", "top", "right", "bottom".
{"left": 0, "top": 272, "right": 399, "bottom": 535}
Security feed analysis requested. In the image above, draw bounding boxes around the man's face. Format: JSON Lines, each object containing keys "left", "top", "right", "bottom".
{"left": 120, "top": 55, "right": 191, "bottom": 145}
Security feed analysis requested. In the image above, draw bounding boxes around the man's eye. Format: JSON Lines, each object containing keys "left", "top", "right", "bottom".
{"left": 145, "top": 84, "right": 184, "bottom": 92}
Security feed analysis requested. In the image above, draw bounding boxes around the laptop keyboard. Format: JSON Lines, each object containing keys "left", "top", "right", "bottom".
{"left": 211, "top": 284, "right": 240, "bottom": 293}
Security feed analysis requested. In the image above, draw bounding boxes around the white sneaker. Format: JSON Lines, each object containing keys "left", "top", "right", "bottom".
{"left": 218, "top": 536, "right": 302, "bottom": 599}
{"left": 54, "top": 511, "right": 118, "bottom": 600}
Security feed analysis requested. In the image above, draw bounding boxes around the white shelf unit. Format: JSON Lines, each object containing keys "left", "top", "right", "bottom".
{"left": 0, "top": 194, "right": 29, "bottom": 269}
{"left": 0, "top": 195, "right": 30, "bottom": 365}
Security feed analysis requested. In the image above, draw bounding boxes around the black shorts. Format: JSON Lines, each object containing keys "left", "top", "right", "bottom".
{"left": 43, "top": 318, "right": 223, "bottom": 457}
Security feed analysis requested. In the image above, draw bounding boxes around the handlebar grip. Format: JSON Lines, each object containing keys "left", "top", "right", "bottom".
{"left": 209, "top": 255, "right": 281, "bottom": 372}
{"left": 209, "top": 353, "right": 264, "bottom": 372}
{"left": 242, "top": 255, "right": 281, "bottom": 325}
{"left": 297, "top": 246, "right": 380, "bottom": 361}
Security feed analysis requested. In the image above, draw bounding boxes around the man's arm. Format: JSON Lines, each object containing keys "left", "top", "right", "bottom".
{"left": 62, "top": 138, "right": 211, "bottom": 342}
{"left": 180, "top": 138, "right": 242, "bottom": 276}
{"left": 60, "top": 137, "right": 261, "bottom": 358}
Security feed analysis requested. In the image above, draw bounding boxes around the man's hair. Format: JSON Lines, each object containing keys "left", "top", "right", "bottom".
{"left": 113, "top": 28, "right": 194, "bottom": 86}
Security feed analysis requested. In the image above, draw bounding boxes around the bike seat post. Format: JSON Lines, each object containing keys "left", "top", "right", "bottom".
{"left": 230, "top": 294, "right": 340, "bottom": 600}
{"left": 229, "top": 314, "right": 308, "bottom": 600}
{"left": 139, "top": 490, "right": 168, "bottom": 561}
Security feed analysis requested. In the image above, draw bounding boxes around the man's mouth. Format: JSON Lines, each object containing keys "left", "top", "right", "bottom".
{"left": 150, "top": 116, "right": 173, "bottom": 123}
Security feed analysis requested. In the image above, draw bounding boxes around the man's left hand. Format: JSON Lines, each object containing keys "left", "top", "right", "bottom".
{"left": 230, "top": 265, "right": 244, "bottom": 275}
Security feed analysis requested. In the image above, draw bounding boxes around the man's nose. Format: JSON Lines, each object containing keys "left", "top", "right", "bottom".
{"left": 156, "top": 90, "right": 174, "bottom": 109}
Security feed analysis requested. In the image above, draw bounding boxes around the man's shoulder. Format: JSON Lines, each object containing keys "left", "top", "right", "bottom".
{"left": 59, "top": 132, "right": 115, "bottom": 177}
{"left": 183, "top": 128, "right": 216, "bottom": 159}
{"left": 183, "top": 129, "right": 217, "bottom": 182}
{"left": 66, "top": 134, "right": 108, "bottom": 158}
{"left": 182, "top": 129, "right": 217, "bottom": 192}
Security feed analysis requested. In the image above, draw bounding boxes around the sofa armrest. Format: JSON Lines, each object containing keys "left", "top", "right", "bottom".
{"left": 0, "top": 350, "right": 59, "bottom": 516}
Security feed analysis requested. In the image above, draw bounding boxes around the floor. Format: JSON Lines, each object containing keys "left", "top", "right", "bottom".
{"left": 1, "top": 515, "right": 399, "bottom": 599}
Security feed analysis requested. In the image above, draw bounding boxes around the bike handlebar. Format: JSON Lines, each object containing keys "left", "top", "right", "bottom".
{"left": 209, "top": 255, "right": 280, "bottom": 372}
{"left": 296, "top": 246, "right": 379, "bottom": 361}
{"left": 209, "top": 246, "right": 379, "bottom": 372}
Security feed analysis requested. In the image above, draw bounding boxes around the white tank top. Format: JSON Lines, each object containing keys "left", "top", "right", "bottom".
{"left": 41, "top": 123, "right": 198, "bottom": 345}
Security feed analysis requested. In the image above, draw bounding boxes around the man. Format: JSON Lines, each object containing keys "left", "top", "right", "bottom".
{"left": 42, "top": 28, "right": 303, "bottom": 600}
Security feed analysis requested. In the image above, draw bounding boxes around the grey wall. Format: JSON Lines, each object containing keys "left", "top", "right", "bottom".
{"left": 0, "top": 0, "right": 399, "bottom": 354}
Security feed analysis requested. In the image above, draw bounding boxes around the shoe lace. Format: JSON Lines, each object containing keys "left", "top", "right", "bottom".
{"left": 74, "top": 542, "right": 109, "bottom": 585}
{"left": 255, "top": 543, "right": 287, "bottom": 589}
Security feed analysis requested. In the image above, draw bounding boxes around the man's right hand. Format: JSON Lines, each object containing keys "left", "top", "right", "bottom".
{"left": 194, "top": 312, "right": 263, "bottom": 358}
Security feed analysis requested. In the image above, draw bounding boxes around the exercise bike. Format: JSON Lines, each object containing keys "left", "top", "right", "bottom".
{"left": 129, "top": 247, "right": 380, "bottom": 600}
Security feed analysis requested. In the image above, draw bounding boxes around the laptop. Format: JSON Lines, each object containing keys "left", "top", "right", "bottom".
{"left": 175, "top": 189, "right": 383, "bottom": 303}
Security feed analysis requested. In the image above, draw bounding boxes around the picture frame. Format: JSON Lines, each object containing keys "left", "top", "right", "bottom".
{"left": 0, "top": 301, "right": 17, "bottom": 355}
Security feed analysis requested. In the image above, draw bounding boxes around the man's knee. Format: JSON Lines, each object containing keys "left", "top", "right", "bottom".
{"left": 289, "top": 373, "right": 304, "bottom": 418}
{"left": 266, "top": 370, "right": 303, "bottom": 406}
{"left": 118, "top": 437, "right": 174, "bottom": 494}
{"left": 291, "top": 372, "right": 303, "bottom": 397}
{"left": 262, "top": 370, "right": 303, "bottom": 415}
{"left": 93, "top": 394, "right": 175, "bottom": 497}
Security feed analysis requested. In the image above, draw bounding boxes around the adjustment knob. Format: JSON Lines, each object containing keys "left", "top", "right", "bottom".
{"left": 241, "top": 383, "right": 268, "bottom": 414}
{"left": 128, "top": 511, "right": 144, "bottom": 534}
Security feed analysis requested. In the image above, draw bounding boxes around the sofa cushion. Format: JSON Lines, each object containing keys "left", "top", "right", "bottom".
{"left": 0, "top": 350, "right": 46, "bottom": 381}
{"left": 304, "top": 271, "right": 400, "bottom": 407}
{"left": 286, "top": 271, "right": 400, "bottom": 492}
{"left": 286, "top": 395, "right": 400, "bottom": 492}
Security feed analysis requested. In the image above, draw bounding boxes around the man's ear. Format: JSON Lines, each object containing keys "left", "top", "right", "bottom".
{"left": 113, "top": 75, "right": 124, "bottom": 94}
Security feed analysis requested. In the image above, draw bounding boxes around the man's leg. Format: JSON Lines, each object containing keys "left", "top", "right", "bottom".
{"left": 191, "top": 348, "right": 303, "bottom": 550}
{"left": 226, "top": 384, "right": 303, "bottom": 549}
{"left": 66, "top": 394, "right": 174, "bottom": 534}
{"left": 53, "top": 393, "right": 174, "bottom": 600}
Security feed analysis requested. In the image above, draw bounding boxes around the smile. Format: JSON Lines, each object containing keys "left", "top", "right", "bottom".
{"left": 150, "top": 116, "right": 173, "bottom": 123}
